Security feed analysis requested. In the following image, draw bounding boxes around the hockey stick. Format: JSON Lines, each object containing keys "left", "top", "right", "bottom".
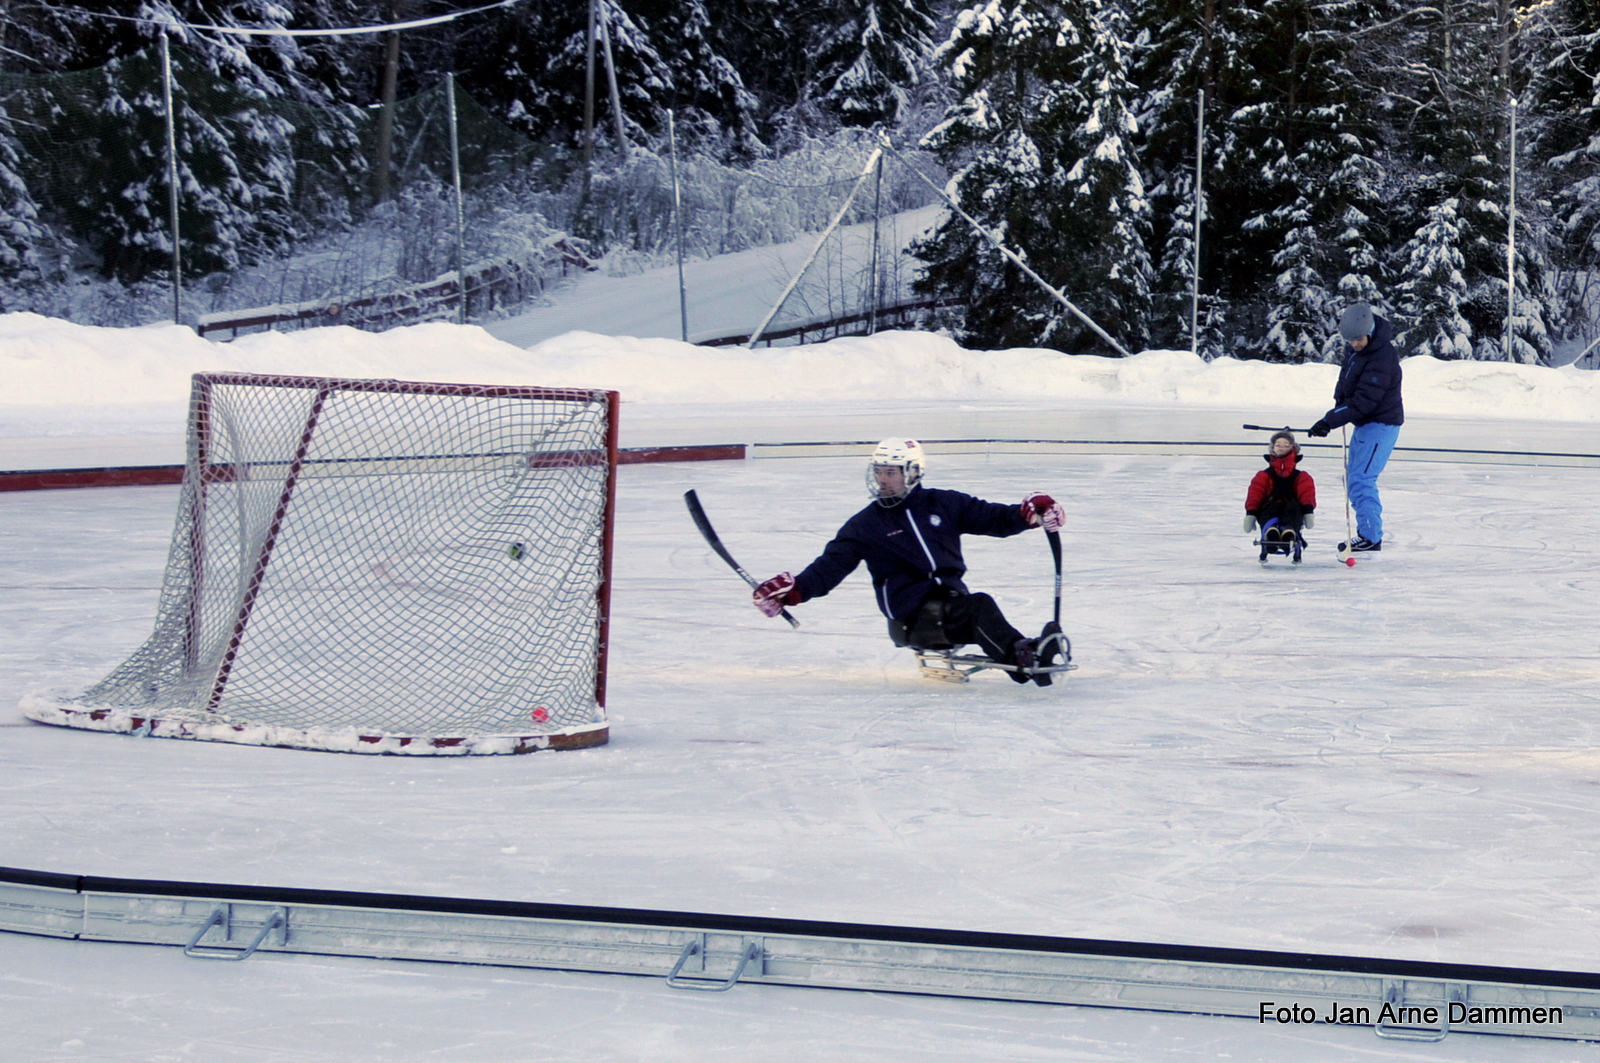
{"left": 1242, "top": 423, "right": 1315, "bottom": 433}
{"left": 684, "top": 489, "right": 800, "bottom": 629}
{"left": 1046, "top": 528, "right": 1063, "bottom": 630}
{"left": 1337, "top": 425, "right": 1357, "bottom": 566}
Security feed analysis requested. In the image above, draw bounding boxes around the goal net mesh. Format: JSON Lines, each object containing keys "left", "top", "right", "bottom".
{"left": 66, "top": 373, "right": 614, "bottom": 749}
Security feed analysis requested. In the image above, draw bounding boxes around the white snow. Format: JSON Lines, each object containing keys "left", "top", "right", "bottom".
{"left": 4, "top": 304, "right": 1600, "bottom": 1061}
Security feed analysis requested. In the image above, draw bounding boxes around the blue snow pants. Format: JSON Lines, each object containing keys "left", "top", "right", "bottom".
{"left": 1346, "top": 422, "right": 1400, "bottom": 543}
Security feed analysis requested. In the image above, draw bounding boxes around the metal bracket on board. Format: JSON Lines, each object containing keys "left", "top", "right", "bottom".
{"left": 183, "top": 905, "right": 287, "bottom": 961}
{"left": 665, "top": 934, "right": 763, "bottom": 992}
{"left": 1374, "top": 979, "right": 1466, "bottom": 1043}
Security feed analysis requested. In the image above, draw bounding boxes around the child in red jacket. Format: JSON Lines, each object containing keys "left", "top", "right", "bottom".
{"left": 1245, "top": 430, "right": 1317, "bottom": 546}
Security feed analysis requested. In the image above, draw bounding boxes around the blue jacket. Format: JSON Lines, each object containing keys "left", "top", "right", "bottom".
{"left": 793, "top": 485, "right": 1031, "bottom": 621}
{"left": 1324, "top": 314, "right": 1404, "bottom": 429}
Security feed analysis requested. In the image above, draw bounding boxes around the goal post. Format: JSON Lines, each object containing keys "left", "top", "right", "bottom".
{"left": 23, "top": 372, "right": 619, "bottom": 755}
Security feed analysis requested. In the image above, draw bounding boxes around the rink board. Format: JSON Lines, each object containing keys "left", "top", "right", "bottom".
{"left": 3, "top": 868, "right": 1597, "bottom": 1045}
{"left": 748, "top": 439, "right": 1600, "bottom": 468}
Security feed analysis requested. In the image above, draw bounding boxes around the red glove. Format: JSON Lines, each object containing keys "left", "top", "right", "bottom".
{"left": 752, "top": 572, "right": 800, "bottom": 617}
{"left": 1021, "top": 492, "right": 1065, "bottom": 532}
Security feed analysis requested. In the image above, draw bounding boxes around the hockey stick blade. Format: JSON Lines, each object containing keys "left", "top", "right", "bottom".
{"left": 684, "top": 490, "right": 800, "bottom": 629}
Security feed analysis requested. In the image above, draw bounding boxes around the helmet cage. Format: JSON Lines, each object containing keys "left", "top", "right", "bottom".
{"left": 866, "top": 438, "right": 925, "bottom": 506}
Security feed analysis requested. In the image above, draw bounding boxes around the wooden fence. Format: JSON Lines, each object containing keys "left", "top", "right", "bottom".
{"left": 196, "top": 239, "right": 597, "bottom": 340}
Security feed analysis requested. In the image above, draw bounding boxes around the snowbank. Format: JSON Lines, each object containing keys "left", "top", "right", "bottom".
{"left": 3, "top": 312, "right": 1600, "bottom": 441}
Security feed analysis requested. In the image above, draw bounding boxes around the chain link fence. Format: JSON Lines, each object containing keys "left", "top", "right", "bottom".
{"left": 1, "top": 39, "right": 939, "bottom": 334}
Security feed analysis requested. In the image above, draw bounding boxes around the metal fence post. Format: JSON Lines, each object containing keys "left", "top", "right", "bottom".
{"left": 161, "top": 32, "right": 182, "bottom": 325}
{"left": 1190, "top": 88, "right": 1204, "bottom": 358}
{"left": 669, "top": 108, "right": 688, "bottom": 342}
{"left": 446, "top": 73, "right": 467, "bottom": 325}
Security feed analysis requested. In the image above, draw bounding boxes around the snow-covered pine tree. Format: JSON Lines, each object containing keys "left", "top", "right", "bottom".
{"left": 1230, "top": 0, "right": 1395, "bottom": 362}
{"left": 912, "top": 0, "right": 1150, "bottom": 354}
{"left": 499, "top": 0, "right": 759, "bottom": 159}
{"left": 1378, "top": 0, "right": 1555, "bottom": 363}
{"left": 812, "top": 0, "right": 937, "bottom": 128}
{"left": 0, "top": 117, "right": 47, "bottom": 305}
{"left": 1523, "top": 0, "right": 1600, "bottom": 356}
{"left": 1131, "top": 0, "right": 1247, "bottom": 354}
{"left": 642, "top": 0, "right": 762, "bottom": 153}
{"left": 1326, "top": 153, "right": 1387, "bottom": 326}
{"left": 1057, "top": 0, "right": 1152, "bottom": 352}
{"left": 1396, "top": 197, "right": 1474, "bottom": 359}
{"left": 3, "top": 2, "right": 367, "bottom": 289}
{"left": 913, "top": 0, "right": 1077, "bottom": 352}
{"left": 1256, "top": 190, "right": 1330, "bottom": 363}
{"left": 80, "top": 26, "right": 299, "bottom": 282}
{"left": 1134, "top": 0, "right": 1381, "bottom": 359}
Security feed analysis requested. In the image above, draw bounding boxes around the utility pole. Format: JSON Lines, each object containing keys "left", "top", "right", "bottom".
{"left": 161, "top": 32, "right": 182, "bottom": 324}
{"left": 597, "top": 6, "right": 628, "bottom": 158}
{"left": 374, "top": 2, "right": 402, "bottom": 205}
{"left": 1190, "top": 89, "right": 1204, "bottom": 358}
{"left": 583, "top": 0, "right": 597, "bottom": 189}
{"left": 1506, "top": 94, "right": 1518, "bottom": 362}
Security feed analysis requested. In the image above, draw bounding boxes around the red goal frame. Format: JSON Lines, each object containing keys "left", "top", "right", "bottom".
{"left": 26, "top": 373, "right": 619, "bottom": 755}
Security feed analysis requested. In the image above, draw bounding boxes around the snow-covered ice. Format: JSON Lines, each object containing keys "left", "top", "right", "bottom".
{"left": 3, "top": 311, "right": 1600, "bottom": 1060}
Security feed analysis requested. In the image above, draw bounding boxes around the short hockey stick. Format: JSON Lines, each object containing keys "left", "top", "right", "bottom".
{"left": 1338, "top": 425, "right": 1357, "bottom": 566}
{"left": 1242, "top": 423, "right": 1314, "bottom": 433}
{"left": 684, "top": 489, "right": 800, "bottom": 629}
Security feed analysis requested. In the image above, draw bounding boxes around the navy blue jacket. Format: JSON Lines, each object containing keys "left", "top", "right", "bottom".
{"left": 793, "top": 485, "right": 1031, "bottom": 621}
{"left": 1324, "top": 314, "right": 1404, "bottom": 429}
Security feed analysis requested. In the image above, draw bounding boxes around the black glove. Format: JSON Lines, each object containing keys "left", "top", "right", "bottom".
{"left": 1308, "top": 419, "right": 1331, "bottom": 438}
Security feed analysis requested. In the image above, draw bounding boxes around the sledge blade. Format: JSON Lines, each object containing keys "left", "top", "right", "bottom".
{"left": 913, "top": 648, "right": 1076, "bottom": 684}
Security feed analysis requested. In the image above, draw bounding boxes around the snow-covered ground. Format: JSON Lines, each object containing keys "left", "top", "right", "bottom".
{"left": 4, "top": 311, "right": 1600, "bottom": 1060}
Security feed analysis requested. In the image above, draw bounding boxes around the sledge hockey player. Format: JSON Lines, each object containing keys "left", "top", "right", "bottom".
{"left": 751, "top": 438, "right": 1067, "bottom": 685}
{"left": 1244, "top": 429, "right": 1317, "bottom": 561}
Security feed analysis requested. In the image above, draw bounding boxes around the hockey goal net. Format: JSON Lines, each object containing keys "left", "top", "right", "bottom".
{"left": 24, "top": 372, "right": 618, "bottom": 754}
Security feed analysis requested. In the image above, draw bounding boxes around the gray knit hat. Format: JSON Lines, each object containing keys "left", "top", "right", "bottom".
{"left": 1338, "top": 304, "right": 1375, "bottom": 342}
{"left": 1270, "top": 429, "right": 1298, "bottom": 453}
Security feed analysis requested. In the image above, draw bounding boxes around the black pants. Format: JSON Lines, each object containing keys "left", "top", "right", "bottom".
{"left": 903, "top": 590, "right": 1024, "bottom": 663}
{"left": 1258, "top": 499, "right": 1305, "bottom": 533}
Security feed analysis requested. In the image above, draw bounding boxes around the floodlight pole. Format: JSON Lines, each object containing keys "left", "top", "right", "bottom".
{"left": 1190, "top": 89, "right": 1204, "bottom": 358}
{"left": 1506, "top": 93, "right": 1517, "bottom": 362}
{"left": 446, "top": 73, "right": 467, "bottom": 324}
{"left": 582, "top": 0, "right": 596, "bottom": 186}
{"left": 668, "top": 108, "right": 688, "bottom": 342}
{"left": 868, "top": 150, "right": 883, "bottom": 336}
{"left": 161, "top": 32, "right": 182, "bottom": 325}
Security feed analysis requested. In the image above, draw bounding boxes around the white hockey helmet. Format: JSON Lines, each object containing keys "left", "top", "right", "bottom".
{"left": 866, "top": 437, "right": 926, "bottom": 505}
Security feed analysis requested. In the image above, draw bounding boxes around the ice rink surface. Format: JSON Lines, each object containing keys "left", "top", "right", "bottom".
{"left": 4, "top": 402, "right": 1599, "bottom": 1061}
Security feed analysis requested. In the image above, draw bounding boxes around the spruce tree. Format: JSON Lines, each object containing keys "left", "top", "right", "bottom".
{"left": 812, "top": 0, "right": 937, "bottom": 128}
{"left": 913, "top": 0, "right": 1150, "bottom": 355}
{"left": 1524, "top": 0, "right": 1600, "bottom": 353}
{"left": 1258, "top": 192, "right": 1330, "bottom": 362}
{"left": 1378, "top": 0, "right": 1552, "bottom": 362}
{"left": 1131, "top": 0, "right": 1256, "bottom": 355}
{"left": 0, "top": 119, "right": 46, "bottom": 304}
{"left": 1397, "top": 197, "right": 1474, "bottom": 359}
{"left": 1058, "top": 0, "right": 1152, "bottom": 352}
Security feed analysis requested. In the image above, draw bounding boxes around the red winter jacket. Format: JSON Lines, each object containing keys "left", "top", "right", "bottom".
{"left": 1245, "top": 450, "right": 1317, "bottom": 515}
